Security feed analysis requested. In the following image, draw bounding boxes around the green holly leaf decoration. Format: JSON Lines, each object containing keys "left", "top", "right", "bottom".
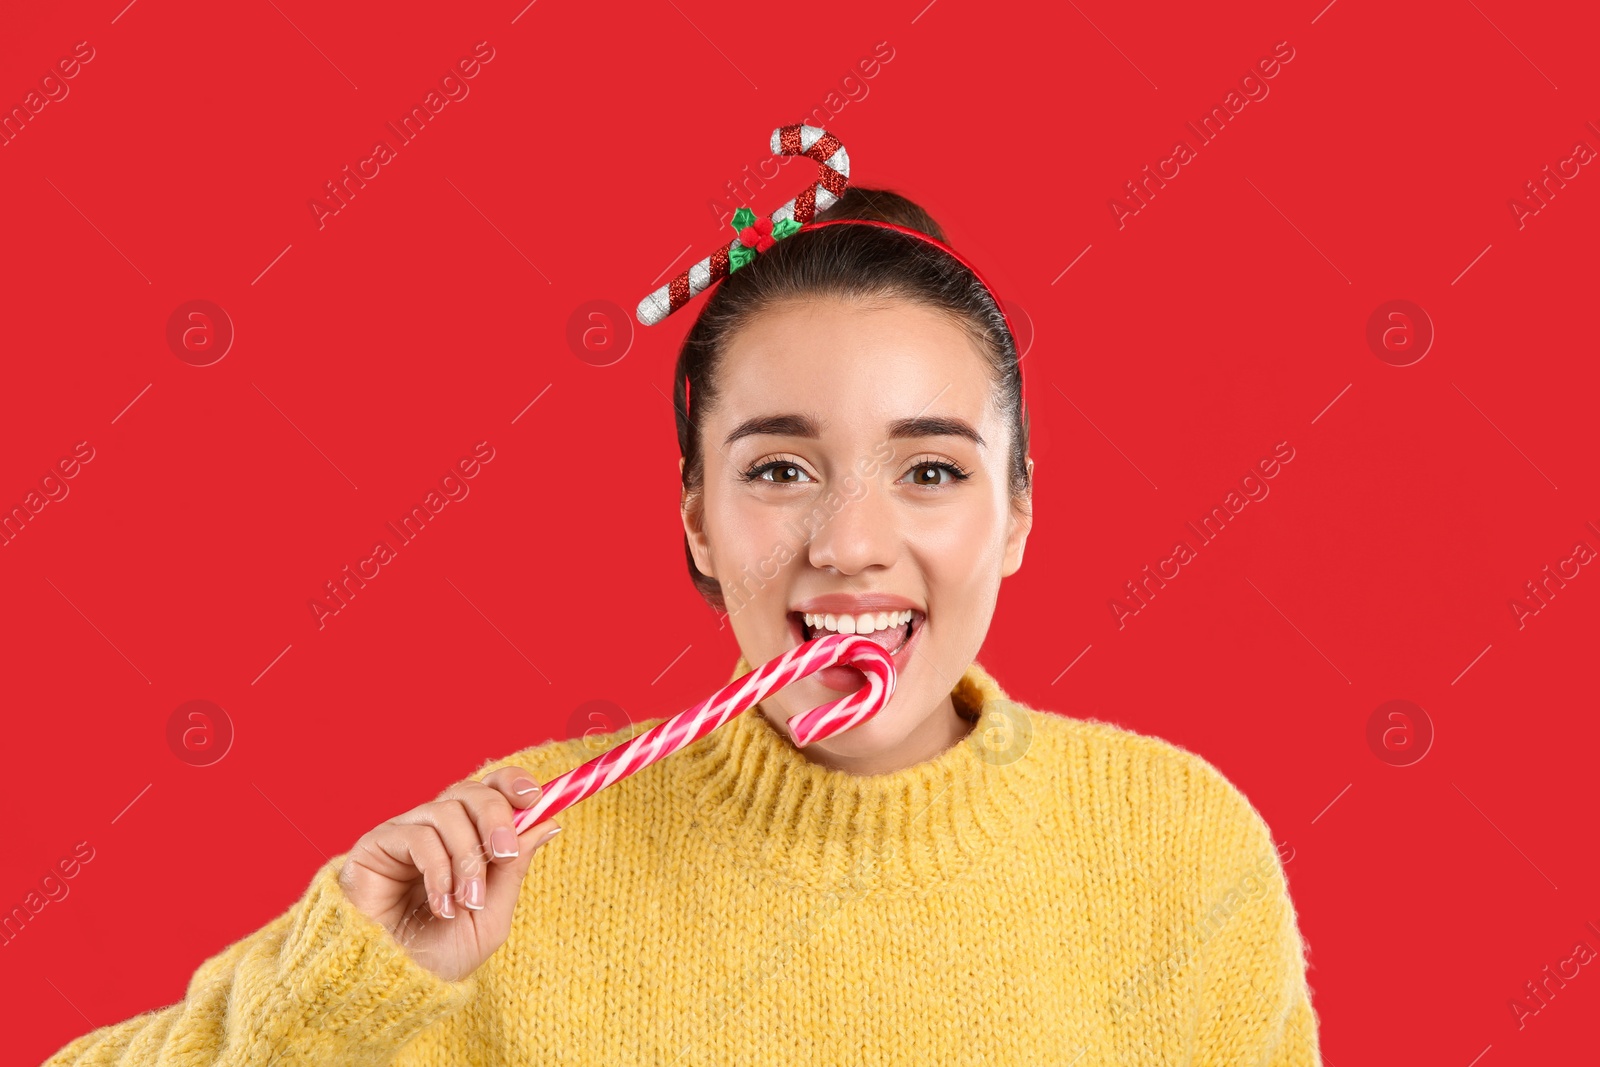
{"left": 731, "top": 206, "right": 757, "bottom": 232}
{"left": 771, "top": 218, "right": 802, "bottom": 241}
{"left": 729, "top": 244, "right": 757, "bottom": 273}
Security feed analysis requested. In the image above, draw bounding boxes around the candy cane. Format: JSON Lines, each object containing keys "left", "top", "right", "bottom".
{"left": 634, "top": 124, "right": 851, "bottom": 327}
{"left": 510, "top": 633, "right": 894, "bottom": 834}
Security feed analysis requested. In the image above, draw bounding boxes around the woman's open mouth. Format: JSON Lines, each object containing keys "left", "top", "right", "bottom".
{"left": 782, "top": 608, "right": 927, "bottom": 697}
{"left": 774, "top": 604, "right": 928, "bottom": 697}
{"left": 793, "top": 609, "right": 918, "bottom": 656}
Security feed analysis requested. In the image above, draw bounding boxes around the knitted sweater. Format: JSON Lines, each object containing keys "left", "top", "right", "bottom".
{"left": 44, "top": 659, "right": 1321, "bottom": 1065}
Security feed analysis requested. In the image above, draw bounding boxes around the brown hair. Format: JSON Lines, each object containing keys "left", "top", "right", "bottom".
{"left": 674, "top": 186, "right": 1031, "bottom": 612}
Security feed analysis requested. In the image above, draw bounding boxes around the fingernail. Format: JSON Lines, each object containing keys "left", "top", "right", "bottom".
{"left": 439, "top": 893, "right": 455, "bottom": 919}
{"left": 539, "top": 826, "right": 563, "bottom": 845}
{"left": 462, "top": 878, "right": 485, "bottom": 910}
{"left": 491, "top": 827, "right": 518, "bottom": 858}
{"left": 512, "top": 778, "right": 540, "bottom": 796}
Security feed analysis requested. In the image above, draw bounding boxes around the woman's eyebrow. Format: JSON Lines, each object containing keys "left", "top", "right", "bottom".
{"left": 723, "top": 413, "right": 984, "bottom": 449}
{"left": 887, "top": 415, "right": 986, "bottom": 448}
{"left": 724, "top": 413, "right": 820, "bottom": 447}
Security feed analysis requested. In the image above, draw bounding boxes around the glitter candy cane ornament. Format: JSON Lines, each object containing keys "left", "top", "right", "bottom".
{"left": 634, "top": 124, "right": 850, "bottom": 327}
{"left": 510, "top": 633, "right": 893, "bottom": 834}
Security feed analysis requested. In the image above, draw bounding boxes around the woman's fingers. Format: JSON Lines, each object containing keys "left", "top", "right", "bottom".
{"left": 474, "top": 768, "right": 562, "bottom": 914}
{"left": 392, "top": 797, "right": 494, "bottom": 912}
{"left": 466, "top": 769, "right": 541, "bottom": 854}
{"left": 362, "top": 767, "right": 563, "bottom": 929}
{"left": 339, "top": 765, "right": 569, "bottom": 981}
{"left": 480, "top": 766, "right": 543, "bottom": 807}
{"left": 367, "top": 821, "right": 458, "bottom": 919}
{"left": 474, "top": 767, "right": 562, "bottom": 853}
{"left": 386, "top": 768, "right": 558, "bottom": 915}
{"left": 483, "top": 814, "right": 561, "bottom": 917}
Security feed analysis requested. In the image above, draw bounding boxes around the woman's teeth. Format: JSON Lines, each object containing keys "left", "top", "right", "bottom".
{"left": 803, "top": 609, "right": 913, "bottom": 635}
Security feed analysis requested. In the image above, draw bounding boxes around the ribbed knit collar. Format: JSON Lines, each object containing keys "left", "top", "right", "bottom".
{"left": 668, "top": 656, "right": 1050, "bottom": 894}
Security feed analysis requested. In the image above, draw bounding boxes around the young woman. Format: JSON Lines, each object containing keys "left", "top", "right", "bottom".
{"left": 44, "top": 187, "right": 1322, "bottom": 1065}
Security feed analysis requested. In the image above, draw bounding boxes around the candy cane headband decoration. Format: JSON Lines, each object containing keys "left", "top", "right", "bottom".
{"left": 634, "top": 124, "right": 1025, "bottom": 417}
{"left": 636, "top": 124, "right": 850, "bottom": 327}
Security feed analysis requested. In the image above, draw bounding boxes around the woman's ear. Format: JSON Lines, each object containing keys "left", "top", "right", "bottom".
{"left": 680, "top": 458, "right": 717, "bottom": 579}
{"left": 1001, "top": 457, "right": 1035, "bottom": 577}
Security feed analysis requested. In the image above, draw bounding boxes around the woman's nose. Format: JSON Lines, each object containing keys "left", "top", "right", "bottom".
{"left": 805, "top": 477, "right": 899, "bottom": 575}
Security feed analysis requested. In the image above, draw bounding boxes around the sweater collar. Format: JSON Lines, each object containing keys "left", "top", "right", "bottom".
{"left": 668, "top": 655, "right": 1049, "bottom": 894}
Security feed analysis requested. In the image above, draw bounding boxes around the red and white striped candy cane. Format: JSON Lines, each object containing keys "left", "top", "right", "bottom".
{"left": 634, "top": 124, "right": 851, "bottom": 327}
{"left": 510, "top": 633, "right": 894, "bottom": 834}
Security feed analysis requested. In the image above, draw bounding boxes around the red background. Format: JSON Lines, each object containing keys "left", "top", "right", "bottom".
{"left": 3, "top": 0, "right": 1596, "bottom": 1062}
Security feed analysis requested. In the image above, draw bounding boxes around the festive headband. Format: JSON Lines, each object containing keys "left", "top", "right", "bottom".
{"left": 634, "top": 124, "right": 1025, "bottom": 418}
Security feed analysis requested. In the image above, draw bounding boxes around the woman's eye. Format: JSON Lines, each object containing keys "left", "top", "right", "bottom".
{"left": 903, "top": 462, "right": 966, "bottom": 487}
{"left": 749, "top": 462, "right": 813, "bottom": 484}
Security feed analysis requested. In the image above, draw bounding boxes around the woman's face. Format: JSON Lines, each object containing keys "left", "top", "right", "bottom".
{"left": 681, "top": 294, "right": 1033, "bottom": 770}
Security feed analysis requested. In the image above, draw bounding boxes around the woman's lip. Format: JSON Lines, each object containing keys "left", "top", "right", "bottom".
{"left": 789, "top": 597, "right": 924, "bottom": 616}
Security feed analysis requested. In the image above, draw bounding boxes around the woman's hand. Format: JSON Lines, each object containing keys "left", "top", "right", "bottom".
{"left": 337, "top": 767, "right": 562, "bottom": 982}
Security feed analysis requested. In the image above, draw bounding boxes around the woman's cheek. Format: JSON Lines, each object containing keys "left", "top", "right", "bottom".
{"left": 713, "top": 496, "right": 800, "bottom": 587}
{"left": 911, "top": 513, "right": 1006, "bottom": 615}
{"left": 750, "top": 507, "right": 796, "bottom": 564}
{"left": 910, "top": 506, "right": 992, "bottom": 566}
{"left": 709, "top": 491, "right": 760, "bottom": 551}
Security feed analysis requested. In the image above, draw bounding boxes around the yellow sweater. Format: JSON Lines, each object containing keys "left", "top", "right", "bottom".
{"left": 45, "top": 659, "right": 1321, "bottom": 1065}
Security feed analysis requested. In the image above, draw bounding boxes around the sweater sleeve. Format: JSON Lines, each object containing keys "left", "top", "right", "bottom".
{"left": 40, "top": 852, "right": 480, "bottom": 1067}
{"left": 1187, "top": 770, "right": 1323, "bottom": 1067}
